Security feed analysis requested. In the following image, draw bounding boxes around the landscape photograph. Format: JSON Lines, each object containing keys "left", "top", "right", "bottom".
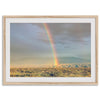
{"left": 10, "top": 23, "right": 91, "bottom": 77}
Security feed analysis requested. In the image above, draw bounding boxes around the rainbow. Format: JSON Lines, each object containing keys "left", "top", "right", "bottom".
{"left": 43, "top": 23, "right": 59, "bottom": 66}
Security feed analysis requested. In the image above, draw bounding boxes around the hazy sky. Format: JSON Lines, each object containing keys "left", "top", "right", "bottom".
{"left": 10, "top": 23, "right": 91, "bottom": 65}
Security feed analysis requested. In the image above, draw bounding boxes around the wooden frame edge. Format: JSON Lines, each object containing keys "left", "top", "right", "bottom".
{"left": 3, "top": 82, "right": 98, "bottom": 85}
{"left": 3, "top": 15, "right": 98, "bottom": 18}
{"left": 2, "top": 15, "right": 98, "bottom": 85}
{"left": 3, "top": 16, "right": 6, "bottom": 85}
{"left": 95, "top": 16, "right": 98, "bottom": 84}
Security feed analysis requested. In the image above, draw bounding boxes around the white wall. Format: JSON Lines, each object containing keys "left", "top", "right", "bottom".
{"left": 0, "top": 0, "right": 99, "bottom": 100}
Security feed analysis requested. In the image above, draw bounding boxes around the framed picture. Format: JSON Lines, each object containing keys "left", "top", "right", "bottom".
{"left": 3, "top": 16, "right": 98, "bottom": 85}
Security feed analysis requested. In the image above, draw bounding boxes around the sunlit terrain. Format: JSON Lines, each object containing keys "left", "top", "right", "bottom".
{"left": 10, "top": 23, "right": 91, "bottom": 77}
{"left": 10, "top": 63, "right": 91, "bottom": 77}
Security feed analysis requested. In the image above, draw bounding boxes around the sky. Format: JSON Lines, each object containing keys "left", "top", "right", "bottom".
{"left": 10, "top": 23, "right": 91, "bottom": 65}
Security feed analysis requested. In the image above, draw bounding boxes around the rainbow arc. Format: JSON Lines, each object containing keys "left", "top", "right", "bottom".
{"left": 43, "top": 23, "right": 59, "bottom": 66}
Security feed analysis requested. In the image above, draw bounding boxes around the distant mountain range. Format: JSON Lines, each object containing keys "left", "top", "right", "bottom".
{"left": 59, "top": 57, "right": 90, "bottom": 63}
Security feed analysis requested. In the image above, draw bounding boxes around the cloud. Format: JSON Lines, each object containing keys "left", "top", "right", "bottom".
{"left": 10, "top": 23, "right": 91, "bottom": 64}
{"left": 32, "top": 23, "right": 91, "bottom": 46}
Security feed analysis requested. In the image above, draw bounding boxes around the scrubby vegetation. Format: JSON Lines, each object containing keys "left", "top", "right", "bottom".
{"left": 10, "top": 64, "right": 91, "bottom": 77}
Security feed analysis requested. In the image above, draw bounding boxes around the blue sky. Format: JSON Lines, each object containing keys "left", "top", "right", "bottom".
{"left": 10, "top": 23, "right": 91, "bottom": 65}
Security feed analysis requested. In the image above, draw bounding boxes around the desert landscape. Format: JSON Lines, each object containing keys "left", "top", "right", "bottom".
{"left": 10, "top": 23, "right": 91, "bottom": 78}
{"left": 10, "top": 63, "right": 91, "bottom": 77}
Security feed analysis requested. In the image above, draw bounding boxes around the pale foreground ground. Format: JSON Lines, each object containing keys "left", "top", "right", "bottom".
{"left": 10, "top": 63, "right": 91, "bottom": 77}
